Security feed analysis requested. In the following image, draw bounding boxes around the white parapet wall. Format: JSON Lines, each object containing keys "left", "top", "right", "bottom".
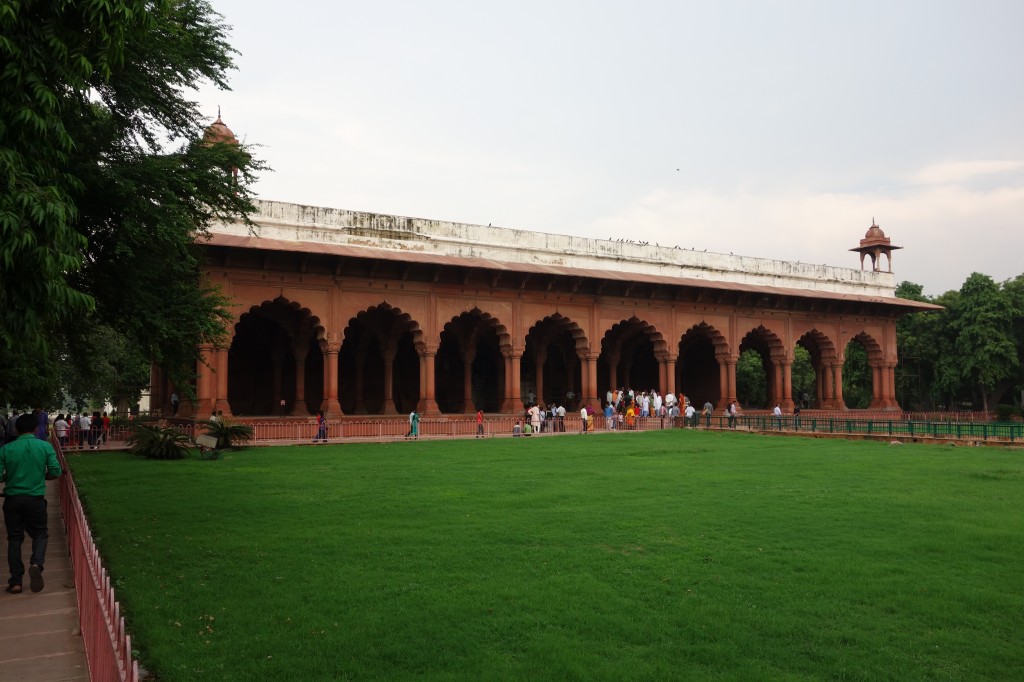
{"left": 211, "top": 200, "right": 897, "bottom": 298}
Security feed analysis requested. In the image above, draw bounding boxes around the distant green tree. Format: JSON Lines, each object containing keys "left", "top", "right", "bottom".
{"left": 842, "top": 341, "right": 871, "bottom": 409}
{"left": 60, "top": 324, "right": 152, "bottom": 413}
{"left": 953, "top": 273, "right": 1020, "bottom": 412}
{"left": 0, "top": 0, "right": 263, "bottom": 406}
{"left": 895, "top": 281, "right": 950, "bottom": 409}
{"left": 736, "top": 350, "right": 767, "bottom": 408}
{"left": 791, "top": 346, "right": 815, "bottom": 407}
{"left": 925, "top": 289, "right": 966, "bottom": 409}
{"left": 1000, "top": 274, "right": 1024, "bottom": 407}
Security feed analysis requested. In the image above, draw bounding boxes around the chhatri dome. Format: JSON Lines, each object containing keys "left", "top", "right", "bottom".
{"left": 203, "top": 108, "right": 238, "bottom": 146}
{"left": 202, "top": 109, "right": 240, "bottom": 181}
{"left": 850, "top": 219, "right": 902, "bottom": 273}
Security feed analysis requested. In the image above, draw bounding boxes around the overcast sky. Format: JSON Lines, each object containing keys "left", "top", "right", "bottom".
{"left": 196, "top": 0, "right": 1024, "bottom": 297}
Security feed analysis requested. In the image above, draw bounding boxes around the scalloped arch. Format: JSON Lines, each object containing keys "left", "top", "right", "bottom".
{"left": 680, "top": 322, "right": 729, "bottom": 357}
{"left": 440, "top": 308, "right": 512, "bottom": 353}
{"left": 796, "top": 328, "right": 838, "bottom": 361}
{"left": 342, "top": 302, "right": 424, "bottom": 347}
{"left": 526, "top": 313, "right": 590, "bottom": 355}
{"left": 233, "top": 296, "right": 326, "bottom": 343}
{"left": 601, "top": 316, "right": 668, "bottom": 355}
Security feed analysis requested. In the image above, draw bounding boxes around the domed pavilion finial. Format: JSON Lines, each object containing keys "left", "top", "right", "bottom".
{"left": 850, "top": 219, "right": 901, "bottom": 273}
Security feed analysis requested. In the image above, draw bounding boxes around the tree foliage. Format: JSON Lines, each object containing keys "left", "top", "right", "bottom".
{"left": 842, "top": 341, "right": 871, "bottom": 409}
{"left": 736, "top": 350, "right": 767, "bottom": 408}
{"left": 895, "top": 275, "right": 1024, "bottom": 412}
{"left": 0, "top": 0, "right": 263, "bottom": 407}
{"left": 953, "top": 273, "right": 1020, "bottom": 412}
{"left": 791, "top": 345, "right": 815, "bottom": 407}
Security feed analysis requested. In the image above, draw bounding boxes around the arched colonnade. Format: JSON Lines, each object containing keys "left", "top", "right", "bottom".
{"left": 157, "top": 294, "right": 901, "bottom": 419}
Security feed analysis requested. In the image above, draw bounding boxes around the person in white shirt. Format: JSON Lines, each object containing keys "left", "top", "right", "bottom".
{"left": 580, "top": 406, "right": 588, "bottom": 433}
{"left": 78, "top": 413, "right": 92, "bottom": 449}
{"left": 54, "top": 415, "right": 69, "bottom": 447}
{"left": 684, "top": 403, "right": 696, "bottom": 428}
{"left": 772, "top": 404, "right": 783, "bottom": 430}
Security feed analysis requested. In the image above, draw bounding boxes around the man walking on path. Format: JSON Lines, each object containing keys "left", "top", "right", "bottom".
{"left": 0, "top": 413, "right": 62, "bottom": 594}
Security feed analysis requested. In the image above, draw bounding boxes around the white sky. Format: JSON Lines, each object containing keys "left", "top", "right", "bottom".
{"left": 196, "top": 0, "right": 1024, "bottom": 297}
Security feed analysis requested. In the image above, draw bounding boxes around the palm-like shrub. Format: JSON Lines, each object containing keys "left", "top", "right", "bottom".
{"left": 200, "top": 419, "right": 254, "bottom": 450}
{"left": 128, "top": 424, "right": 191, "bottom": 460}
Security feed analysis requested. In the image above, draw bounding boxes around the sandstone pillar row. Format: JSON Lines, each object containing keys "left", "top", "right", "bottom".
{"left": 382, "top": 343, "right": 397, "bottom": 415}
{"left": 215, "top": 347, "right": 232, "bottom": 418}
{"left": 583, "top": 353, "right": 598, "bottom": 407}
{"left": 502, "top": 352, "right": 522, "bottom": 413}
{"left": 725, "top": 357, "right": 737, "bottom": 407}
{"left": 717, "top": 357, "right": 729, "bottom": 411}
{"left": 832, "top": 363, "right": 845, "bottom": 409}
{"left": 321, "top": 342, "right": 342, "bottom": 415}
{"left": 419, "top": 347, "right": 439, "bottom": 414}
{"left": 781, "top": 360, "right": 794, "bottom": 412}
{"left": 194, "top": 344, "right": 216, "bottom": 420}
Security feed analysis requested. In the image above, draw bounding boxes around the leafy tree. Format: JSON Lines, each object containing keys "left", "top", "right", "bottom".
{"left": 895, "top": 281, "right": 948, "bottom": 409}
{"left": 60, "top": 324, "right": 152, "bottom": 412}
{"left": 0, "top": 0, "right": 263, "bottom": 407}
{"left": 953, "top": 273, "right": 1020, "bottom": 412}
{"left": 1001, "top": 274, "right": 1024, "bottom": 407}
{"left": 736, "top": 350, "right": 767, "bottom": 408}
{"left": 842, "top": 341, "right": 871, "bottom": 409}
{"left": 791, "top": 345, "right": 815, "bottom": 407}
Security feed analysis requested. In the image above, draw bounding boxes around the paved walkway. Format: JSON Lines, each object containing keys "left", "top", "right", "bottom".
{"left": 0, "top": 480, "right": 89, "bottom": 681}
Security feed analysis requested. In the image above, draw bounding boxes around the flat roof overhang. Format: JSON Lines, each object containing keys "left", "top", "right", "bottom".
{"left": 203, "top": 232, "right": 942, "bottom": 313}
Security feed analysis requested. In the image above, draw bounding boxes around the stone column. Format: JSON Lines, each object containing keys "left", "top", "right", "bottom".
{"left": 462, "top": 357, "right": 475, "bottom": 413}
{"left": 583, "top": 353, "right": 598, "bottom": 407}
{"left": 665, "top": 354, "right": 678, "bottom": 399}
{"left": 502, "top": 351, "right": 522, "bottom": 413}
{"left": 781, "top": 360, "right": 794, "bottom": 412}
{"left": 382, "top": 343, "right": 398, "bottom": 415}
{"left": 814, "top": 361, "right": 824, "bottom": 408}
{"left": 418, "top": 346, "right": 439, "bottom": 414}
{"left": 214, "top": 347, "right": 233, "bottom": 418}
{"left": 725, "top": 356, "right": 737, "bottom": 406}
{"left": 321, "top": 342, "right": 342, "bottom": 415}
{"left": 194, "top": 344, "right": 215, "bottom": 420}
{"left": 291, "top": 346, "right": 309, "bottom": 416}
{"left": 867, "top": 363, "right": 880, "bottom": 408}
{"left": 717, "top": 356, "right": 729, "bottom": 410}
{"left": 833, "top": 363, "right": 845, "bottom": 409}
{"left": 882, "top": 362, "right": 899, "bottom": 410}
{"left": 656, "top": 355, "right": 667, "bottom": 397}
{"left": 776, "top": 362, "right": 785, "bottom": 406}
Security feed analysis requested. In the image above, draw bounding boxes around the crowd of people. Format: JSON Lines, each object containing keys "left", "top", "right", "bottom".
{"left": 1, "top": 409, "right": 115, "bottom": 450}
{"left": 514, "top": 388, "right": 744, "bottom": 435}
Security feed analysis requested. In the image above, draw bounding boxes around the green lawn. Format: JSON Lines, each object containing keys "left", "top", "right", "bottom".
{"left": 69, "top": 432, "right": 1024, "bottom": 681}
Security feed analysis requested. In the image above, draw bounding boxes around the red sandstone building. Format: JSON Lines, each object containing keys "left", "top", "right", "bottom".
{"left": 151, "top": 189, "right": 934, "bottom": 420}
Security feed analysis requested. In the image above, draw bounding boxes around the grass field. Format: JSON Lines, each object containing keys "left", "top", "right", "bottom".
{"left": 69, "top": 432, "right": 1024, "bottom": 681}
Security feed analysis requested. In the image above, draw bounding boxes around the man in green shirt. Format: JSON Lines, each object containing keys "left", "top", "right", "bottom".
{"left": 1, "top": 413, "right": 62, "bottom": 594}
